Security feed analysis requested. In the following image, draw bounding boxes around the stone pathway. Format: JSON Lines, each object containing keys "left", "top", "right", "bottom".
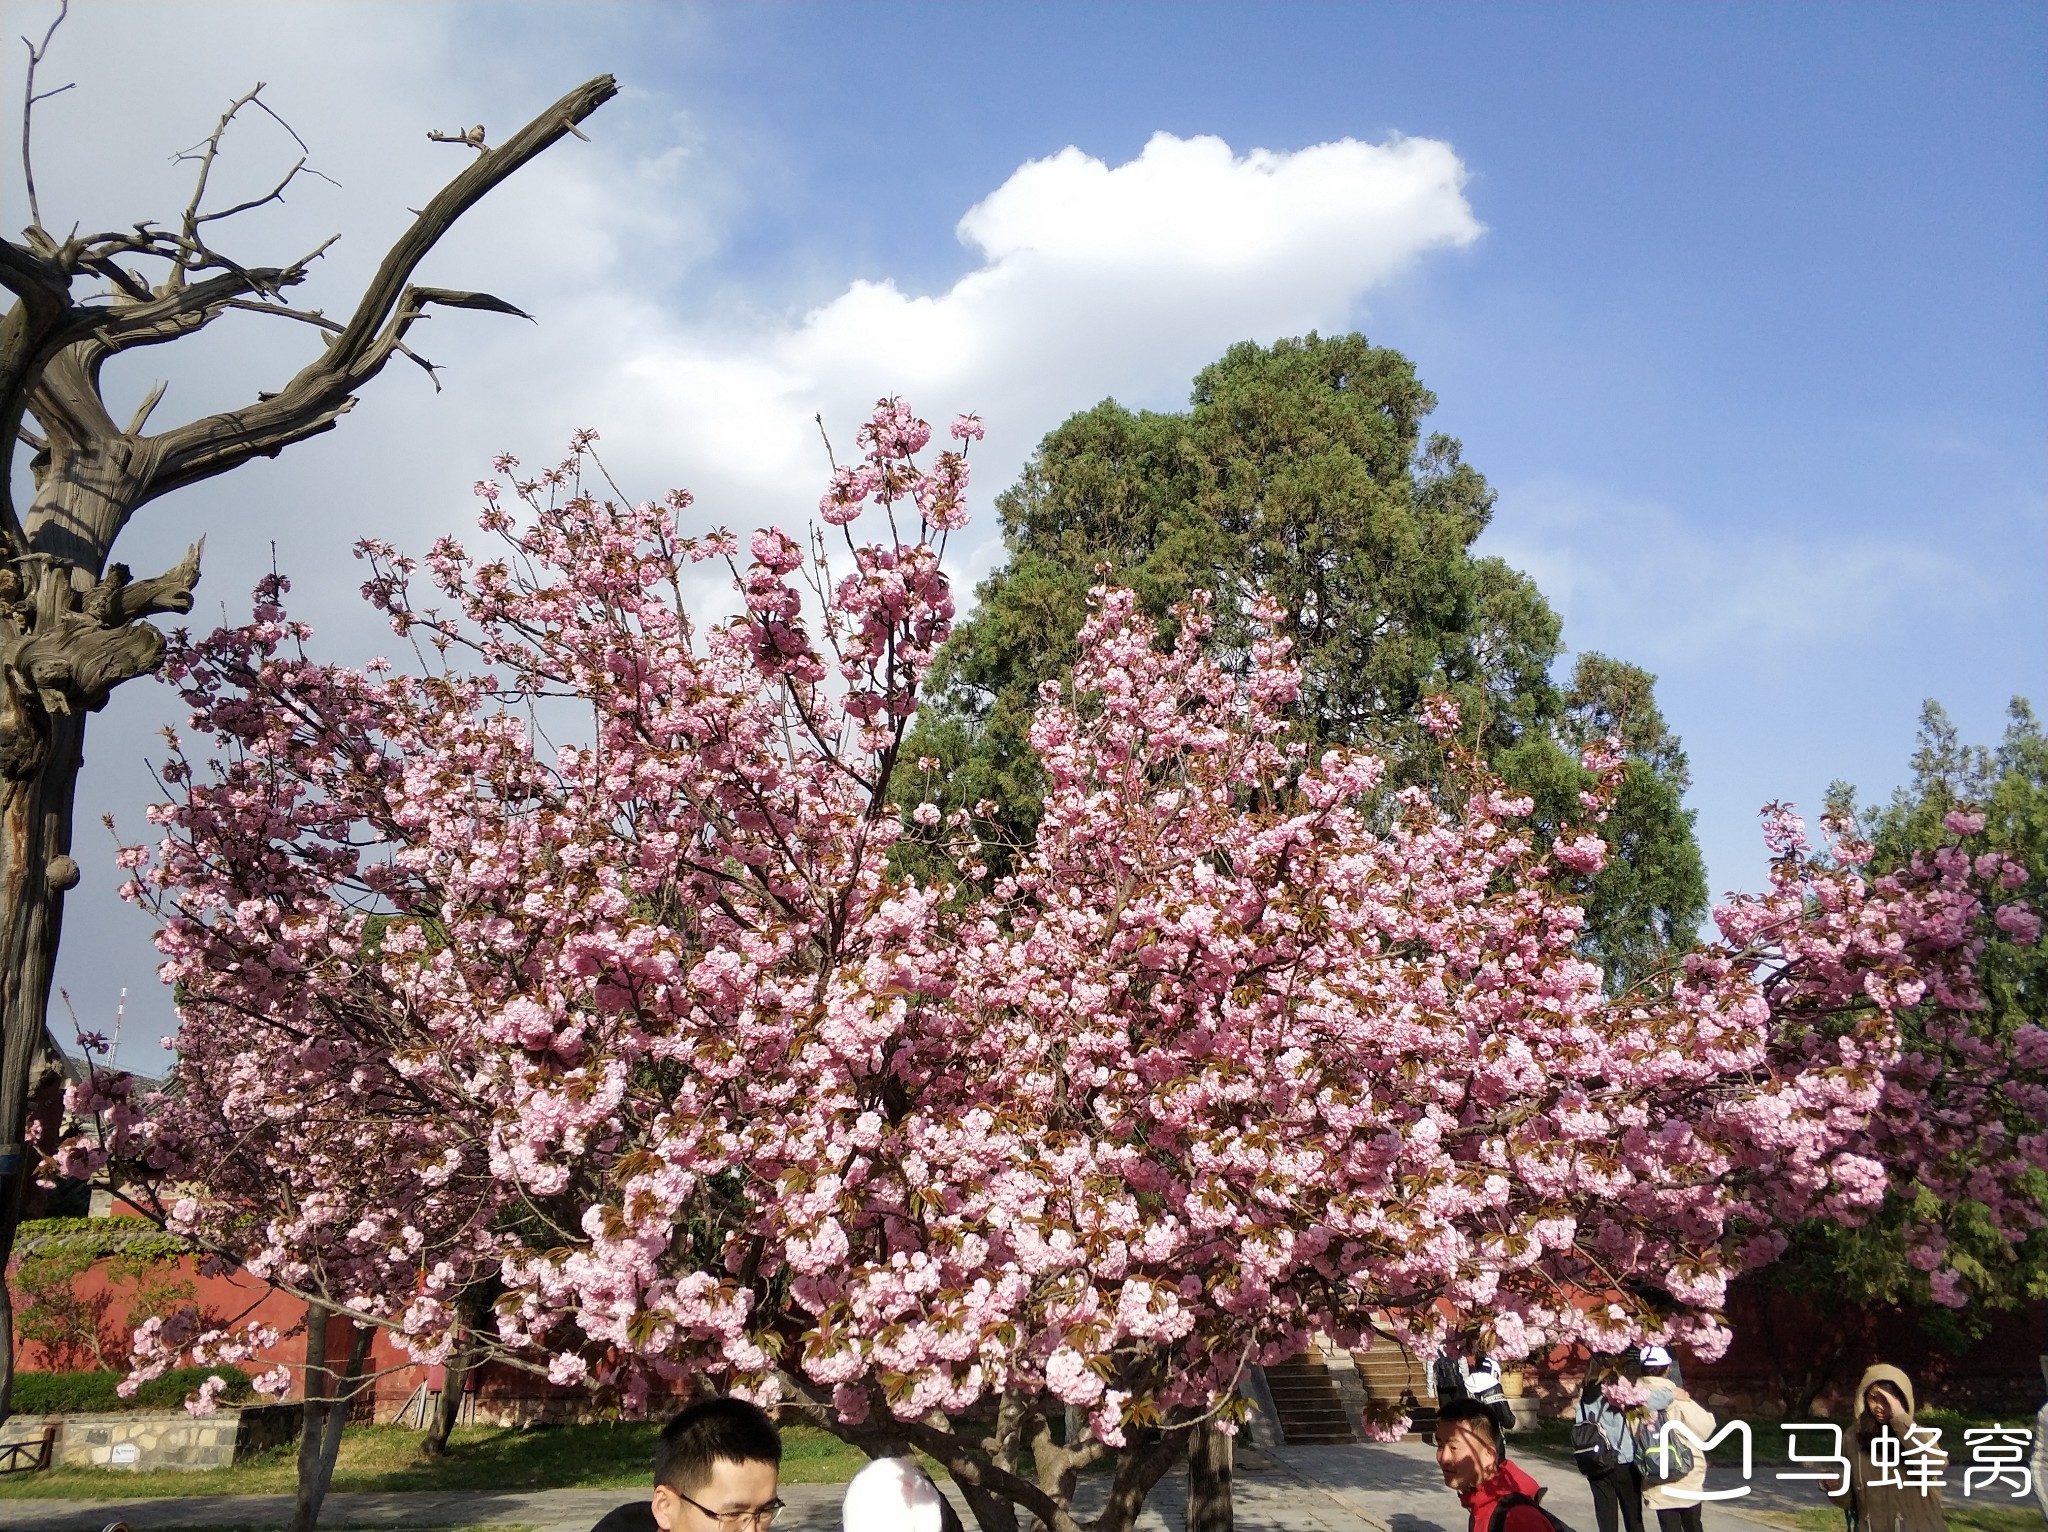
{"left": 0, "top": 1437, "right": 1849, "bottom": 1531}
{"left": 1274, "top": 1439, "right": 1822, "bottom": 1532}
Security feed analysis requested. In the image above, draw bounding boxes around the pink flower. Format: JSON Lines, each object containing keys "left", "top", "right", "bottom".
{"left": 1994, "top": 903, "right": 2040, "bottom": 945}
{"left": 1601, "top": 1377, "right": 1650, "bottom": 1408}
{"left": 184, "top": 1374, "right": 228, "bottom": 1417}
{"left": 104, "top": 411, "right": 2041, "bottom": 1532}
{"left": 1554, "top": 835, "right": 1610, "bottom": 876}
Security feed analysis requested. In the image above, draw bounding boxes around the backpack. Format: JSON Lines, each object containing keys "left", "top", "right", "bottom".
{"left": 1487, "top": 1490, "right": 1581, "bottom": 1532}
{"left": 1435, "top": 1356, "right": 1470, "bottom": 1403}
{"left": 1571, "top": 1397, "right": 1622, "bottom": 1472}
{"left": 1465, "top": 1368, "right": 1516, "bottom": 1436}
{"left": 1635, "top": 1409, "right": 1696, "bottom": 1482}
{"left": 1570, "top": 1419, "right": 1620, "bottom": 1471}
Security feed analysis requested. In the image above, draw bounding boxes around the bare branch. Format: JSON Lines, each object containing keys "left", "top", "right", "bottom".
{"left": 195, "top": 155, "right": 308, "bottom": 226}
{"left": 248, "top": 91, "right": 315, "bottom": 159}
{"left": 147, "top": 74, "right": 616, "bottom": 500}
{"left": 103, "top": 538, "right": 204, "bottom": 624}
{"left": 78, "top": 254, "right": 152, "bottom": 301}
{"left": 223, "top": 298, "right": 338, "bottom": 333}
{"left": 19, "top": 0, "right": 72, "bottom": 232}
{"left": 124, "top": 380, "right": 166, "bottom": 435}
{"left": 222, "top": 298, "right": 443, "bottom": 387}
{"left": 175, "top": 84, "right": 269, "bottom": 254}
{"left": 427, "top": 125, "right": 488, "bottom": 151}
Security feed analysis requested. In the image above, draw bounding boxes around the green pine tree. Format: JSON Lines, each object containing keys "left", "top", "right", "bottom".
{"left": 904, "top": 333, "right": 1707, "bottom": 988}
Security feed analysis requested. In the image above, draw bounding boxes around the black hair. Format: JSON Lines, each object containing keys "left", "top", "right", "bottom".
{"left": 1436, "top": 1397, "right": 1506, "bottom": 1459}
{"left": 655, "top": 1397, "right": 782, "bottom": 1495}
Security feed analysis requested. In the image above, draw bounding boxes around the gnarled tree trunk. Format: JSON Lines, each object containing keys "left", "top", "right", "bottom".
{"left": 0, "top": 59, "right": 616, "bottom": 1425}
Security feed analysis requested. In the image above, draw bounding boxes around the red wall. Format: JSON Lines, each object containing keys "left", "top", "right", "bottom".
{"left": 16, "top": 1239, "right": 678, "bottom": 1423}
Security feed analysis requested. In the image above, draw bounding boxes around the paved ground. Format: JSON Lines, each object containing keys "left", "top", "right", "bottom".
{"left": 1274, "top": 1440, "right": 1818, "bottom": 1532}
{"left": 0, "top": 1438, "right": 1836, "bottom": 1531}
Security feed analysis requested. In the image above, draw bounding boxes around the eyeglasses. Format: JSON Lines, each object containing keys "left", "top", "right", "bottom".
{"left": 672, "top": 1487, "right": 784, "bottom": 1529}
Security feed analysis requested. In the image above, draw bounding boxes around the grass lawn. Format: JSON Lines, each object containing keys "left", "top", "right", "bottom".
{"left": 0, "top": 1420, "right": 870, "bottom": 1501}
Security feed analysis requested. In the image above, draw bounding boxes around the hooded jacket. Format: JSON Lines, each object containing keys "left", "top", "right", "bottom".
{"left": 1848, "top": 1363, "right": 1946, "bottom": 1532}
{"left": 1641, "top": 1379, "right": 1715, "bottom": 1512}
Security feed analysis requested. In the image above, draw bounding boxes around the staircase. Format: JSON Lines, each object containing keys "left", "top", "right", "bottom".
{"left": 1353, "top": 1330, "right": 1438, "bottom": 1440}
{"left": 1262, "top": 1352, "right": 1357, "bottom": 1444}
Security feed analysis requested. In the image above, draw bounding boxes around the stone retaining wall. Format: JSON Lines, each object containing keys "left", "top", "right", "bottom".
{"left": 0, "top": 1403, "right": 300, "bottom": 1471}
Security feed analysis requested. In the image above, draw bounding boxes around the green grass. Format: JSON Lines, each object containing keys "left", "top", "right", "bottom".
{"left": 0, "top": 1420, "right": 871, "bottom": 1500}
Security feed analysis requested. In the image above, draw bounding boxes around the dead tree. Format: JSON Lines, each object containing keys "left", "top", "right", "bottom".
{"left": 0, "top": 0, "right": 615, "bottom": 1419}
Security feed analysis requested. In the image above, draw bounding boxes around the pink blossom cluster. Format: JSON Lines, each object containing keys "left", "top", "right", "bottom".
{"left": 70, "top": 400, "right": 2042, "bottom": 1493}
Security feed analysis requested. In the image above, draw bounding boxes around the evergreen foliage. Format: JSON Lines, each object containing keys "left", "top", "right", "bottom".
{"left": 906, "top": 333, "right": 1707, "bottom": 985}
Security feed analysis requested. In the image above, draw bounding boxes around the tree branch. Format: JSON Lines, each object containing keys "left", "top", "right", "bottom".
{"left": 19, "top": 0, "right": 72, "bottom": 234}
{"left": 124, "top": 380, "right": 165, "bottom": 436}
{"left": 222, "top": 299, "right": 443, "bottom": 386}
{"left": 173, "top": 83, "right": 266, "bottom": 266}
{"left": 144, "top": 73, "right": 615, "bottom": 502}
{"left": 72, "top": 237, "right": 338, "bottom": 366}
{"left": 101, "top": 538, "right": 204, "bottom": 624}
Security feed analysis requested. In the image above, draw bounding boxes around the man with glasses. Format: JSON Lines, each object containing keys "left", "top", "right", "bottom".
{"left": 590, "top": 1396, "right": 784, "bottom": 1532}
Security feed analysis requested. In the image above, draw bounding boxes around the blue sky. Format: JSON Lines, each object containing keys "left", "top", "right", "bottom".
{"left": 13, "top": 1, "right": 2045, "bottom": 1067}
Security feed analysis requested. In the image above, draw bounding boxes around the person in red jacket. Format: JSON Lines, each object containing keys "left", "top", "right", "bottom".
{"left": 1437, "top": 1398, "right": 1571, "bottom": 1532}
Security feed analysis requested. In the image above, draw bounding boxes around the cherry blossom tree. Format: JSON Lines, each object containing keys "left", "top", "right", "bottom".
{"left": 64, "top": 402, "right": 2043, "bottom": 1532}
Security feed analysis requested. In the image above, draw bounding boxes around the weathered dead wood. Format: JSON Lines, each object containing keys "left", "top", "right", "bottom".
{"left": 0, "top": 12, "right": 616, "bottom": 1431}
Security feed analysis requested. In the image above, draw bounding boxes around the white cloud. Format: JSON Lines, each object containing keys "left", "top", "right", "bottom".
{"left": 14, "top": 3, "right": 1482, "bottom": 1061}
{"left": 576, "top": 129, "right": 1482, "bottom": 560}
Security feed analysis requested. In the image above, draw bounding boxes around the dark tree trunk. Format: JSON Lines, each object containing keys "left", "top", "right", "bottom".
{"left": 1185, "top": 1417, "right": 1234, "bottom": 1532}
{"left": 288, "top": 1302, "right": 372, "bottom": 1532}
{"left": 0, "top": 513, "right": 194, "bottom": 1428}
{"left": 418, "top": 1340, "right": 472, "bottom": 1461}
{"left": 1093, "top": 1427, "right": 1182, "bottom": 1532}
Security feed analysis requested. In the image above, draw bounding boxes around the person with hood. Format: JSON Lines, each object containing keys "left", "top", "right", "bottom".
{"left": 1574, "top": 1360, "right": 1646, "bottom": 1532}
{"left": 1436, "top": 1397, "right": 1574, "bottom": 1532}
{"left": 1636, "top": 1346, "right": 1714, "bottom": 1532}
{"left": 1847, "top": 1364, "right": 1946, "bottom": 1532}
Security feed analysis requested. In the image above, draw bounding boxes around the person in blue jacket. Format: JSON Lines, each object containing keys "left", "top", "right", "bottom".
{"left": 1574, "top": 1359, "right": 1645, "bottom": 1532}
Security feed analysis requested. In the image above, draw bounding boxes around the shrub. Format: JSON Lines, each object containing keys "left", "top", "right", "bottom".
{"left": 10, "top": 1365, "right": 254, "bottom": 1415}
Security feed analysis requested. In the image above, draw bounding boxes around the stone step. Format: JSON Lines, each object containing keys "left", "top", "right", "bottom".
{"left": 1262, "top": 1353, "right": 1357, "bottom": 1446}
